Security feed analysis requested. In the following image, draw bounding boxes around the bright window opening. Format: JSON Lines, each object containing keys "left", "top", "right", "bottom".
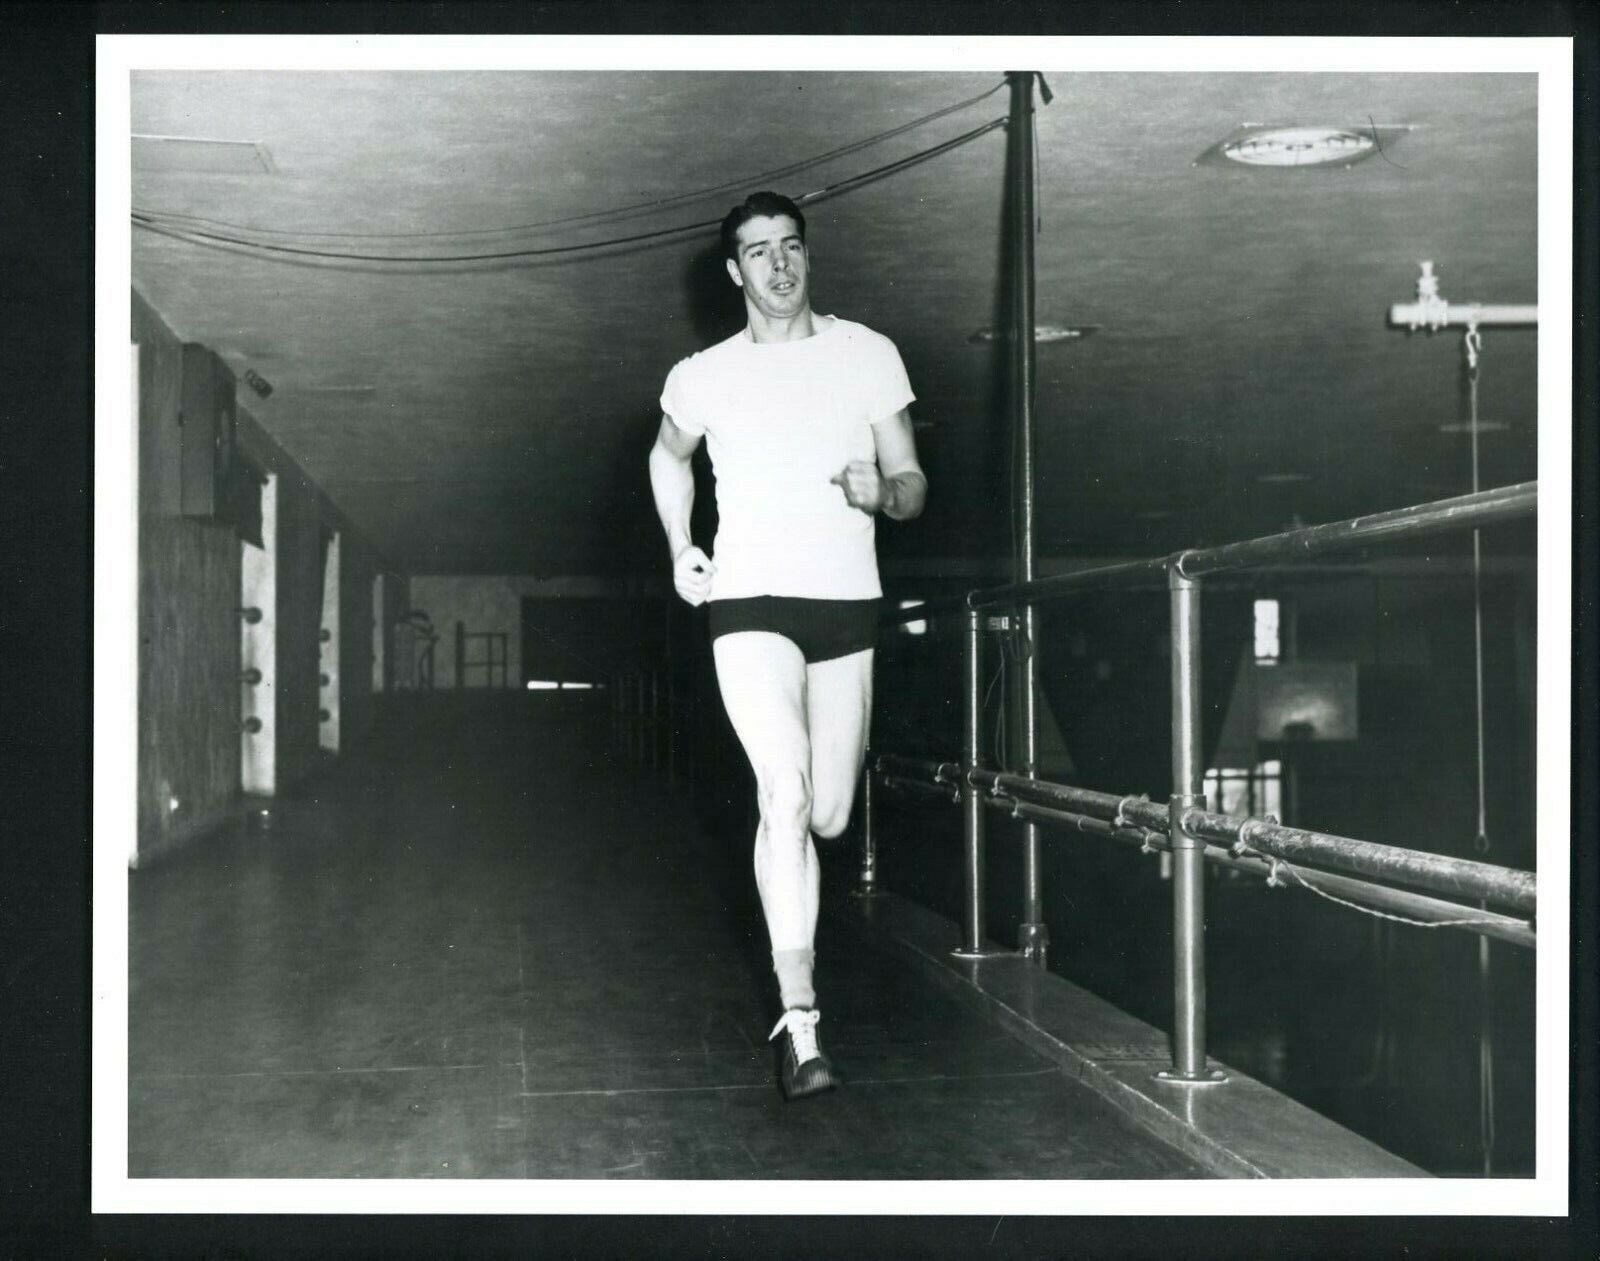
{"left": 1204, "top": 759, "right": 1283, "bottom": 820}
{"left": 1253, "top": 598, "right": 1280, "bottom": 663}
{"left": 898, "top": 599, "right": 927, "bottom": 636}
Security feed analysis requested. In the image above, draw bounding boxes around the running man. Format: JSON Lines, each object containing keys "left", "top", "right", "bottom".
{"left": 648, "top": 191, "right": 927, "bottom": 1100}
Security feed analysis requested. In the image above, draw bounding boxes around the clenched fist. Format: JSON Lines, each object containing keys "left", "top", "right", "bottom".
{"left": 672, "top": 545, "right": 716, "bottom": 606}
{"left": 830, "top": 461, "right": 886, "bottom": 514}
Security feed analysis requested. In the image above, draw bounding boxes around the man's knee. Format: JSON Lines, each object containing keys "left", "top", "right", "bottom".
{"left": 756, "top": 767, "right": 812, "bottom": 837}
{"left": 810, "top": 797, "right": 852, "bottom": 840}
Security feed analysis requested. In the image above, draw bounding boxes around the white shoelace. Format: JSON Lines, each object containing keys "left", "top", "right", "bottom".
{"left": 769, "top": 1008, "right": 821, "bottom": 1064}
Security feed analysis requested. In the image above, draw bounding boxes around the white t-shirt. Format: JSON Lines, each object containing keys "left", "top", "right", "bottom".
{"left": 660, "top": 315, "right": 915, "bottom": 601}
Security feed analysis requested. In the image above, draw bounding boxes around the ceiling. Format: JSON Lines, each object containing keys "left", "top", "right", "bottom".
{"left": 129, "top": 70, "right": 1539, "bottom": 577}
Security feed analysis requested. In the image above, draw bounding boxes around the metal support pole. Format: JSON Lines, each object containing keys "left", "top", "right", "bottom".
{"left": 1160, "top": 560, "right": 1225, "bottom": 1084}
{"left": 1007, "top": 69, "right": 1049, "bottom": 967}
{"left": 852, "top": 738, "right": 880, "bottom": 900}
{"left": 954, "top": 609, "right": 1003, "bottom": 958}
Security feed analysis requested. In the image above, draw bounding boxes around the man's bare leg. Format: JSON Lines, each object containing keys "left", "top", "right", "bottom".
{"left": 804, "top": 645, "right": 874, "bottom": 842}
{"left": 712, "top": 635, "right": 873, "bottom": 1097}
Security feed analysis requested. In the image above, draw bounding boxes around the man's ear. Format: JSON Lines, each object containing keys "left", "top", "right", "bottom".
{"left": 725, "top": 258, "right": 742, "bottom": 288}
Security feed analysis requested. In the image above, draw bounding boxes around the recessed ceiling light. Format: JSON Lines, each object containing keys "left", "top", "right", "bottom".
{"left": 1196, "top": 123, "right": 1413, "bottom": 170}
{"left": 1255, "top": 472, "right": 1312, "bottom": 484}
{"left": 968, "top": 324, "right": 1099, "bottom": 344}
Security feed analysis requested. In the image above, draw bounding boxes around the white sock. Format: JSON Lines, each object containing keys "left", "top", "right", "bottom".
{"left": 772, "top": 947, "right": 816, "bottom": 1011}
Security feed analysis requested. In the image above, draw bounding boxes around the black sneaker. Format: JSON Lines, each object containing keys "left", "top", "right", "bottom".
{"left": 769, "top": 1007, "right": 837, "bottom": 1100}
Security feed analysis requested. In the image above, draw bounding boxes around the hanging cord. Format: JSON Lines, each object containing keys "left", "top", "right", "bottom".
{"left": 1465, "top": 324, "right": 1489, "bottom": 856}
{"left": 1252, "top": 852, "right": 1510, "bottom": 930}
{"left": 1464, "top": 321, "right": 1497, "bottom": 1177}
{"left": 133, "top": 79, "right": 1011, "bottom": 244}
{"left": 991, "top": 636, "right": 1010, "bottom": 769}
{"left": 131, "top": 115, "right": 1007, "bottom": 266}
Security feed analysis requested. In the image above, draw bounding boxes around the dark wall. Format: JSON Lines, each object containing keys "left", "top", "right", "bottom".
{"left": 271, "top": 461, "right": 324, "bottom": 791}
{"left": 340, "top": 532, "right": 378, "bottom": 745}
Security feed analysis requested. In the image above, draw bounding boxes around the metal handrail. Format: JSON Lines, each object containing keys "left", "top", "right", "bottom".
{"left": 964, "top": 482, "right": 1535, "bottom": 612}
{"left": 874, "top": 771, "right": 1535, "bottom": 950}
{"left": 877, "top": 756, "right": 1538, "bottom": 926}
{"left": 864, "top": 479, "right": 1539, "bottom": 1086}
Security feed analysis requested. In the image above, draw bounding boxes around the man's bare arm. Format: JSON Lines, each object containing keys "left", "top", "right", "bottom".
{"left": 648, "top": 414, "right": 716, "bottom": 604}
{"left": 870, "top": 408, "right": 927, "bottom": 520}
{"left": 648, "top": 414, "right": 702, "bottom": 558}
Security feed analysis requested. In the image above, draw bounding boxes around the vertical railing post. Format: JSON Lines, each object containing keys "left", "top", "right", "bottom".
{"left": 1006, "top": 70, "right": 1048, "bottom": 967}
{"left": 851, "top": 736, "right": 879, "bottom": 900}
{"left": 1159, "top": 556, "right": 1225, "bottom": 1084}
{"left": 953, "top": 608, "right": 992, "bottom": 958}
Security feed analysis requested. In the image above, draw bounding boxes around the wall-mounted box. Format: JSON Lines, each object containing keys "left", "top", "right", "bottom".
{"left": 177, "top": 342, "right": 238, "bottom": 519}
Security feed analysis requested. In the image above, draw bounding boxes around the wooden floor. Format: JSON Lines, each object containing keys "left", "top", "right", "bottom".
{"left": 128, "top": 695, "right": 1206, "bottom": 1180}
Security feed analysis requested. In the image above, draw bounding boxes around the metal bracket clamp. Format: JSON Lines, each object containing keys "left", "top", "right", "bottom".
{"left": 1168, "top": 792, "right": 1206, "bottom": 851}
{"left": 1113, "top": 793, "right": 1150, "bottom": 831}
{"left": 1171, "top": 549, "right": 1204, "bottom": 581}
{"left": 1230, "top": 813, "right": 1280, "bottom": 858}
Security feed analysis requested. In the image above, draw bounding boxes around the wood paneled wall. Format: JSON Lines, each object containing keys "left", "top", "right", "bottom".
{"left": 133, "top": 291, "right": 242, "bottom": 857}
{"left": 134, "top": 287, "right": 391, "bottom": 860}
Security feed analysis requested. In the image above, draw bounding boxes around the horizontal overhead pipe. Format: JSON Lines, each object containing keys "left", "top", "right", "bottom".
{"left": 1181, "top": 808, "right": 1537, "bottom": 915}
{"left": 984, "top": 797, "right": 1535, "bottom": 949}
{"left": 1388, "top": 302, "right": 1538, "bottom": 331}
{"left": 1176, "top": 482, "right": 1536, "bottom": 579}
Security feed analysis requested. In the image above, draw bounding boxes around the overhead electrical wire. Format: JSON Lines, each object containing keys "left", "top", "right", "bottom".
{"left": 132, "top": 114, "right": 1008, "bottom": 266}
{"left": 131, "top": 78, "right": 1009, "bottom": 246}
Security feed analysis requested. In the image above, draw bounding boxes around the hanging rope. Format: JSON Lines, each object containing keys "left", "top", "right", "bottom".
{"left": 1252, "top": 852, "right": 1509, "bottom": 930}
{"left": 1463, "top": 320, "right": 1497, "bottom": 1178}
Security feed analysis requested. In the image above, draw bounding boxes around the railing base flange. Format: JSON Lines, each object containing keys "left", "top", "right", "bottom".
{"left": 950, "top": 945, "right": 1017, "bottom": 961}
{"left": 1017, "top": 921, "right": 1049, "bottom": 965}
{"left": 1154, "top": 1067, "right": 1228, "bottom": 1086}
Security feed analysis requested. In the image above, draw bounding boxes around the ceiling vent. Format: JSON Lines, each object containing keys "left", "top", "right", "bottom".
{"left": 133, "top": 134, "right": 276, "bottom": 175}
{"left": 968, "top": 324, "right": 1099, "bottom": 345}
{"left": 1196, "top": 124, "right": 1412, "bottom": 170}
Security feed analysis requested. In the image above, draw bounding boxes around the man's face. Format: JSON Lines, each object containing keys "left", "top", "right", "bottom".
{"left": 726, "top": 214, "right": 809, "bottom": 319}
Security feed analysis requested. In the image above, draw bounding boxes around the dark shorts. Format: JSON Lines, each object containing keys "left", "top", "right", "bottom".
{"left": 708, "top": 596, "right": 882, "bottom": 664}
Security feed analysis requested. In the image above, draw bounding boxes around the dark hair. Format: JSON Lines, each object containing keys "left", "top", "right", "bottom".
{"left": 720, "top": 191, "right": 806, "bottom": 263}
